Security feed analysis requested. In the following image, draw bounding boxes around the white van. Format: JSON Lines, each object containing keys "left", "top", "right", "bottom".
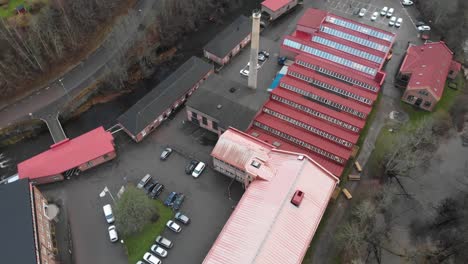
{"left": 192, "top": 162, "right": 206, "bottom": 178}
{"left": 103, "top": 204, "right": 115, "bottom": 224}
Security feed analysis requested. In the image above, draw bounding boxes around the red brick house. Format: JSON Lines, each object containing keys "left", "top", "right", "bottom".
{"left": 17, "top": 126, "right": 116, "bottom": 185}
{"left": 261, "top": 0, "right": 298, "bottom": 21}
{"left": 398, "top": 41, "right": 461, "bottom": 111}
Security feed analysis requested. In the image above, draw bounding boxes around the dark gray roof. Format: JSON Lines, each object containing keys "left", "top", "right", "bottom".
{"left": 0, "top": 179, "right": 37, "bottom": 264}
{"left": 118, "top": 57, "right": 213, "bottom": 136}
{"left": 203, "top": 15, "right": 251, "bottom": 59}
{"left": 187, "top": 74, "right": 269, "bottom": 131}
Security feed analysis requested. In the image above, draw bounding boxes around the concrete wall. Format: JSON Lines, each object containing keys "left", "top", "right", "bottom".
{"left": 33, "top": 186, "right": 59, "bottom": 264}
{"left": 402, "top": 89, "right": 437, "bottom": 111}
{"left": 78, "top": 151, "right": 117, "bottom": 171}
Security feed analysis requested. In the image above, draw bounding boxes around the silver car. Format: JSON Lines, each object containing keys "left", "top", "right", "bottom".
{"left": 151, "top": 244, "right": 168, "bottom": 258}
{"left": 155, "top": 235, "right": 173, "bottom": 249}
{"left": 166, "top": 220, "right": 182, "bottom": 233}
{"left": 175, "top": 212, "right": 190, "bottom": 225}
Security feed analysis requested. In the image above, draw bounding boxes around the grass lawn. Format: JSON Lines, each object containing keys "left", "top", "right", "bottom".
{"left": 0, "top": 0, "right": 27, "bottom": 18}
{"left": 125, "top": 199, "right": 173, "bottom": 264}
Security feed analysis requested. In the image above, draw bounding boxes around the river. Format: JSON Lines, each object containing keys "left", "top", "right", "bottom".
{"left": 0, "top": 0, "right": 261, "bottom": 178}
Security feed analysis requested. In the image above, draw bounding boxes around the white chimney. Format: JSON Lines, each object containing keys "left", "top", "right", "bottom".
{"left": 248, "top": 10, "right": 261, "bottom": 89}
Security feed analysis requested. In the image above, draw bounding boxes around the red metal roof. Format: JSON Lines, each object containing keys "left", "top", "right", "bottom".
{"left": 263, "top": 100, "right": 359, "bottom": 144}
{"left": 295, "top": 53, "right": 381, "bottom": 91}
{"left": 287, "top": 64, "right": 378, "bottom": 103}
{"left": 399, "top": 41, "right": 454, "bottom": 98}
{"left": 17, "top": 127, "right": 115, "bottom": 180}
{"left": 205, "top": 128, "right": 339, "bottom": 264}
{"left": 247, "top": 128, "right": 345, "bottom": 176}
{"left": 261, "top": 0, "right": 293, "bottom": 12}
{"left": 271, "top": 88, "right": 366, "bottom": 129}
{"left": 254, "top": 113, "right": 352, "bottom": 160}
{"left": 296, "top": 8, "right": 327, "bottom": 29}
{"left": 280, "top": 76, "right": 372, "bottom": 115}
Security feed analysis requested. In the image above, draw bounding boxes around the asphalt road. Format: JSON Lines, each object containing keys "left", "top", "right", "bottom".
{"left": 0, "top": 0, "right": 155, "bottom": 129}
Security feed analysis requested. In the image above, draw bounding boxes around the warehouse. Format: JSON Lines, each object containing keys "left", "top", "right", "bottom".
{"left": 17, "top": 126, "right": 116, "bottom": 185}
{"left": 203, "top": 15, "right": 251, "bottom": 65}
{"left": 118, "top": 57, "right": 213, "bottom": 141}
{"left": 398, "top": 41, "right": 461, "bottom": 111}
{"left": 0, "top": 179, "right": 58, "bottom": 264}
{"left": 204, "top": 128, "right": 339, "bottom": 264}
{"left": 186, "top": 74, "right": 269, "bottom": 135}
{"left": 246, "top": 8, "right": 395, "bottom": 176}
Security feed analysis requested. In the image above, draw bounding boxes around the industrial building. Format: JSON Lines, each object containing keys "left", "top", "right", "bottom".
{"left": 118, "top": 57, "right": 213, "bottom": 141}
{"left": 204, "top": 128, "right": 339, "bottom": 264}
{"left": 186, "top": 74, "right": 269, "bottom": 135}
{"left": 0, "top": 179, "right": 59, "bottom": 264}
{"left": 17, "top": 126, "right": 116, "bottom": 185}
{"left": 397, "top": 41, "right": 461, "bottom": 111}
{"left": 261, "top": 0, "right": 298, "bottom": 21}
{"left": 246, "top": 8, "right": 395, "bottom": 176}
{"left": 203, "top": 16, "right": 252, "bottom": 65}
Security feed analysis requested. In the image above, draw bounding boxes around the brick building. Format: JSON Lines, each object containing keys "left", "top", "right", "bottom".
{"left": 17, "top": 126, "right": 116, "bottom": 185}
{"left": 186, "top": 74, "right": 269, "bottom": 135}
{"left": 203, "top": 16, "right": 251, "bottom": 65}
{"left": 397, "top": 41, "right": 461, "bottom": 111}
{"left": 0, "top": 179, "right": 58, "bottom": 264}
{"left": 118, "top": 57, "right": 213, "bottom": 141}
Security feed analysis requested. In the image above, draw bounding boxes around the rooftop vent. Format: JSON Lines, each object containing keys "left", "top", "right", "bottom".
{"left": 297, "top": 155, "right": 304, "bottom": 160}
{"left": 229, "top": 87, "right": 237, "bottom": 93}
{"left": 291, "top": 190, "right": 304, "bottom": 207}
{"left": 272, "top": 141, "right": 281, "bottom": 147}
{"left": 251, "top": 160, "right": 261, "bottom": 168}
{"left": 251, "top": 132, "right": 259, "bottom": 137}
{"left": 217, "top": 104, "right": 222, "bottom": 109}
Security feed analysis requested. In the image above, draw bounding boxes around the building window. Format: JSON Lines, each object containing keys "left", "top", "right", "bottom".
{"left": 418, "top": 90, "right": 429, "bottom": 96}
{"left": 212, "top": 121, "right": 218, "bottom": 130}
{"left": 103, "top": 154, "right": 109, "bottom": 160}
{"left": 191, "top": 111, "right": 198, "bottom": 118}
{"left": 407, "top": 95, "right": 415, "bottom": 102}
{"left": 424, "top": 101, "right": 432, "bottom": 108}
{"left": 87, "top": 161, "right": 93, "bottom": 168}
{"left": 202, "top": 116, "right": 208, "bottom": 125}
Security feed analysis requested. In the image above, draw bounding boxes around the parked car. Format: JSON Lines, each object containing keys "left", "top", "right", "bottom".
{"left": 395, "top": 17, "right": 403, "bottom": 27}
{"left": 150, "top": 183, "right": 164, "bottom": 199}
{"left": 185, "top": 160, "right": 198, "bottom": 175}
{"left": 370, "top": 11, "right": 378, "bottom": 21}
{"left": 172, "top": 193, "right": 185, "bottom": 210}
{"left": 258, "top": 53, "right": 266, "bottom": 62}
{"left": 103, "top": 204, "right": 115, "bottom": 224}
{"left": 155, "top": 235, "right": 173, "bottom": 249}
{"left": 143, "top": 252, "right": 161, "bottom": 264}
{"left": 136, "top": 261, "right": 145, "bottom": 264}
{"left": 389, "top": 16, "right": 396, "bottom": 26}
{"left": 160, "top": 148, "right": 172, "bottom": 160}
{"left": 386, "top": 7, "right": 394, "bottom": 18}
{"left": 380, "top": 6, "right": 388, "bottom": 16}
{"left": 402, "top": 0, "right": 413, "bottom": 6}
{"left": 415, "top": 21, "right": 425, "bottom": 27}
{"left": 259, "top": 50, "right": 270, "bottom": 58}
{"left": 417, "top": 25, "right": 431, "bottom": 31}
{"left": 175, "top": 212, "right": 190, "bottom": 225}
{"left": 240, "top": 67, "right": 249, "bottom": 77}
{"left": 358, "top": 8, "right": 366, "bottom": 17}
{"left": 108, "top": 225, "right": 118, "bottom": 243}
{"left": 144, "top": 180, "right": 157, "bottom": 194}
{"left": 166, "top": 220, "right": 182, "bottom": 233}
{"left": 137, "top": 174, "right": 151, "bottom": 189}
{"left": 192, "top": 162, "right": 206, "bottom": 178}
{"left": 164, "top": 192, "right": 177, "bottom": 207}
{"left": 151, "top": 244, "right": 168, "bottom": 258}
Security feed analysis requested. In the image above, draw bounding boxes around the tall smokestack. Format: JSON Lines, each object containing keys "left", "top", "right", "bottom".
{"left": 248, "top": 10, "right": 261, "bottom": 89}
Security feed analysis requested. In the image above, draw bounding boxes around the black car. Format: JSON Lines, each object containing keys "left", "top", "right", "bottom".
{"left": 172, "top": 193, "right": 185, "bottom": 210}
{"left": 259, "top": 50, "right": 270, "bottom": 58}
{"left": 150, "top": 183, "right": 165, "bottom": 199}
{"left": 415, "top": 21, "right": 425, "bottom": 27}
{"left": 144, "top": 180, "right": 157, "bottom": 194}
{"left": 185, "top": 160, "right": 198, "bottom": 175}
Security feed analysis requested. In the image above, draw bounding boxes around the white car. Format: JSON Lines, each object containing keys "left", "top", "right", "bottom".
{"left": 358, "top": 8, "right": 366, "bottom": 17}
{"left": 166, "top": 220, "right": 182, "bottom": 233}
{"left": 418, "top": 25, "right": 431, "bottom": 31}
{"left": 103, "top": 204, "right": 115, "bottom": 224}
{"left": 151, "top": 244, "right": 168, "bottom": 258}
{"left": 395, "top": 18, "right": 403, "bottom": 27}
{"left": 192, "top": 161, "right": 205, "bottom": 178}
{"left": 143, "top": 252, "right": 161, "bottom": 264}
{"left": 370, "top": 12, "right": 378, "bottom": 21}
{"left": 108, "top": 225, "right": 118, "bottom": 243}
{"left": 240, "top": 68, "right": 249, "bottom": 77}
{"left": 402, "top": 0, "right": 414, "bottom": 6}
{"left": 386, "top": 7, "right": 394, "bottom": 17}
{"left": 389, "top": 16, "right": 396, "bottom": 26}
{"left": 380, "top": 6, "right": 388, "bottom": 16}
{"left": 155, "top": 235, "right": 173, "bottom": 249}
